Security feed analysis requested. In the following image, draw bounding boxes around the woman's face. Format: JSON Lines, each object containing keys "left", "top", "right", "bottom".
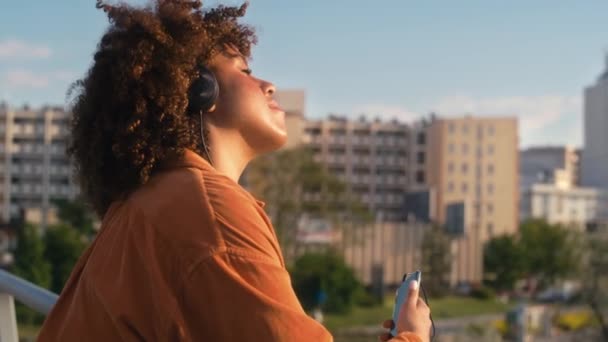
{"left": 207, "top": 47, "right": 287, "bottom": 155}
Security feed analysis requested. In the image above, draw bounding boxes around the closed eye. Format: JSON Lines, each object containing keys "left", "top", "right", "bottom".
{"left": 242, "top": 68, "right": 252, "bottom": 75}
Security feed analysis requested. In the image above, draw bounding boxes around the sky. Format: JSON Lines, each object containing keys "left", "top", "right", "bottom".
{"left": 1, "top": 0, "right": 607, "bottom": 148}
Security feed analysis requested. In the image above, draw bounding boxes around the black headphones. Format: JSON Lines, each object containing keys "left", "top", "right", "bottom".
{"left": 187, "top": 66, "right": 219, "bottom": 165}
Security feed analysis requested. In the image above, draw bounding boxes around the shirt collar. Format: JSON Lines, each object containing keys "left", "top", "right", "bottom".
{"left": 160, "top": 149, "right": 266, "bottom": 208}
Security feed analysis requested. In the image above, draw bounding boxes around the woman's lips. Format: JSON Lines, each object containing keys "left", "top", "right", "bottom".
{"left": 269, "top": 100, "right": 284, "bottom": 112}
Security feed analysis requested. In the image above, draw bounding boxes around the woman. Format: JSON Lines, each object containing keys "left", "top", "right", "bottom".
{"left": 38, "top": 1, "right": 431, "bottom": 341}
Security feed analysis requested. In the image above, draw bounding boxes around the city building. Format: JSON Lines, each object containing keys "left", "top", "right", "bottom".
{"left": 520, "top": 183, "right": 599, "bottom": 229}
{"left": 582, "top": 54, "right": 608, "bottom": 190}
{"left": 519, "top": 146, "right": 598, "bottom": 229}
{"left": 425, "top": 116, "right": 519, "bottom": 241}
{"left": 281, "top": 108, "right": 519, "bottom": 284}
{"left": 520, "top": 146, "right": 580, "bottom": 190}
{"left": 422, "top": 116, "right": 519, "bottom": 284}
{"left": 301, "top": 115, "right": 411, "bottom": 222}
{"left": 0, "top": 103, "right": 78, "bottom": 229}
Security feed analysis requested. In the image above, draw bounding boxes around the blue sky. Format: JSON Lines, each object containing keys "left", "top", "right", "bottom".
{"left": 1, "top": 0, "right": 607, "bottom": 147}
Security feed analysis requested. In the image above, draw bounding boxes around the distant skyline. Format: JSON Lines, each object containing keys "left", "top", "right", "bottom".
{"left": 1, "top": 0, "right": 607, "bottom": 147}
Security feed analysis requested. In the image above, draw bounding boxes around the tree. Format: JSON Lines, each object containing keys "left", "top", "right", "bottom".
{"left": 290, "top": 251, "right": 363, "bottom": 314}
{"left": 519, "top": 219, "right": 582, "bottom": 288}
{"left": 582, "top": 234, "right": 608, "bottom": 340}
{"left": 420, "top": 226, "right": 451, "bottom": 297}
{"left": 484, "top": 235, "right": 525, "bottom": 291}
{"left": 11, "top": 223, "right": 52, "bottom": 324}
{"left": 246, "top": 147, "right": 372, "bottom": 260}
{"left": 51, "top": 197, "right": 96, "bottom": 236}
{"left": 43, "top": 223, "right": 87, "bottom": 293}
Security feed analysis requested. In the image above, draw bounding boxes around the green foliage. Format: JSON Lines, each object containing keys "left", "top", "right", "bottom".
{"left": 44, "top": 224, "right": 87, "bottom": 293}
{"left": 470, "top": 285, "right": 496, "bottom": 300}
{"left": 581, "top": 234, "right": 608, "bottom": 339}
{"left": 519, "top": 219, "right": 582, "bottom": 286}
{"left": 51, "top": 198, "right": 95, "bottom": 236}
{"left": 420, "top": 226, "right": 451, "bottom": 297}
{"left": 290, "top": 251, "right": 363, "bottom": 314}
{"left": 246, "top": 146, "right": 373, "bottom": 260}
{"left": 11, "top": 223, "right": 51, "bottom": 324}
{"left": 483, "top": 234, "right": 524, "bottom": 291}
{"left": 484, "top": 219, "right": 583, "bottom": 292}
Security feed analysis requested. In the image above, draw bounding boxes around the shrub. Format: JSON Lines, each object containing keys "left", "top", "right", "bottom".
{"left": 290, "top": 251, "right": 363, "bottom": 314}
{"left": 470, "top": 285, "right": 496, "bottom": 300}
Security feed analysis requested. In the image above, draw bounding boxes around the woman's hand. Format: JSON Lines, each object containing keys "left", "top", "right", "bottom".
{"left": 378, "top": 280, "right": 432, "bottom": 341}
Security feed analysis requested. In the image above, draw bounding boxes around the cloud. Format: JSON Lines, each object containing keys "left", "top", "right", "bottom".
{"left": 3, "top": 69, "right": 77, "bottom": 89}
{"left": 349, "top": 95, "right": 582, "bottom": 147}
{"left": 350, "top": 104, "right": 421, "bottom": 123}
{"left": 431, "top": 94, "right": 581, "bottom": 138}
{"left": 0, "top": 39, "right": 51, "bottom": 59}
{"left": 6, "top": 70, "right": 49, "bottom": 88}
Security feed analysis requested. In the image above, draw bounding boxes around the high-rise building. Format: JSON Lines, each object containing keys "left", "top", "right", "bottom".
{"left": 0, "top": 104, "right": 78, "bottom": 228}
{"left": 426, "top": 116, "right": 519, "bottom": 240}
{"left": 421, "top": 116, "right": 518, "bottom": 284}
{"left": 302, "top": 115, "right": 411, "bottom": 221}
{"left": 582, "top": 54, "right": 608, "bottom": 190}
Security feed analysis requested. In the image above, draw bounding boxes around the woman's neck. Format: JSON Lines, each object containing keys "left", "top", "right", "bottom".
{"left": 206, "top": 128, "right": 255, "bottom": 182}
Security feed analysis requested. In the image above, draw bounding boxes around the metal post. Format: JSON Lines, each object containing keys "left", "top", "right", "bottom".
{"left": 0, "top": 293, "right": 19, "bottom": 342}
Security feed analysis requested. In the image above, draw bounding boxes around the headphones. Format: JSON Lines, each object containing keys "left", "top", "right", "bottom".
{"left": 187, "top": 66, "right": 219, "bottom": 166}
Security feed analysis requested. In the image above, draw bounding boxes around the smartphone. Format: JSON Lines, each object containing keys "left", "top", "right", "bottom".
{"left": 391, "top": 270, "right": 422, "bottom": 337}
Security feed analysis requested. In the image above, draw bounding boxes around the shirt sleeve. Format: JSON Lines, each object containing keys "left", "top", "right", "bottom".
{"left": 392, "top": 332, "right": 424, "bottom": 342}
{"left": 178, "top": 249, "right": 333, "bottom": 341}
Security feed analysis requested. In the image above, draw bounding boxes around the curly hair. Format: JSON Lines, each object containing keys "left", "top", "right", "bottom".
{"left": 67, "top": 0, "right": 256, "bottom": 218}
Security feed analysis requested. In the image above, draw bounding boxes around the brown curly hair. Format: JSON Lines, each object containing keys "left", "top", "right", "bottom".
{"left": 67, "top": 0, "right": 257, "bottom": 218}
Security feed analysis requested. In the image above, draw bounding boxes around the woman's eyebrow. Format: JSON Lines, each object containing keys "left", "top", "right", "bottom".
{"left": 224, "top": 51, "right": 249, "bottom": 66}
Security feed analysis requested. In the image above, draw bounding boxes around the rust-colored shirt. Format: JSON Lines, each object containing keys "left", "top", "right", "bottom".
{"left": 38, "top": 149, "right": 421, "bottom": 341}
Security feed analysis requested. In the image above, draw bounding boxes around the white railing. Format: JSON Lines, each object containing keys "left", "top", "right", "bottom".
{"left": 0, "top": 269, "right": 58, "bottom": 342}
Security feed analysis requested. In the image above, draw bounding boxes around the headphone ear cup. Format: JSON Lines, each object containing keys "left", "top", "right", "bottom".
{"left": 188, "top": 66, "right": 219, "bottom": 113}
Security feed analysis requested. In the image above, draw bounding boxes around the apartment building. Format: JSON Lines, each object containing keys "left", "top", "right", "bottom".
{"left": 0, "top": 103, "right": 78, "bottom": 228}
{"left": 520, "top": 146, "right": 599, "bottom": 228}
{"left": 302, "top": 115, "right": 411, "bottom": 222}
{"left": 417, "top": 116, "right": 519, "bottom": 284}
{"left": 426, "top": 116, "right": 519, "bottom": 240}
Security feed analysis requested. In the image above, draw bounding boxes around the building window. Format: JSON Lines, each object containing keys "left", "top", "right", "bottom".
{"left": 488, "top": 125, "right": 495, "bottom": 136}
{"left": 448, "top": 143, "right": 455, "bottom": 154}
{"left": 462, "top": 124, "right": 469, "bottom": 134}
{"left": 461, "top": 163, "right": 468, "bottom": 174}
{"left": 487, "top": 144, "right": 495, "bottom": 155}
{"left": 462, "top": 143, "right": 469, "bottom": 154}
{"left": 415, "top": 170, "right": 425, "bottom": 184}
{"left": 487, "top": 183, "right": 494, "bottom": 194}
{"left": 417, "top": 152, "right": 425, "bottom": 164}
{"left": 448, "top": 162, "right": 454, "bottom": 173}
{"left": 448, "top": 182, "right": 454, "bottom": 193}
{"left": 417, "top": 132, "right": 426, "bottom": 145}
{"left": 487, "top": 203, "right": 494, "bottom": 214}
{"left": 448, "top": 123, "right": 455, "bottom": 133}
{"left": 461, "top": 182, "right": 468, "bottom": 193}
{"left": 487, "top": 223, "right": 494, "bottom": 237}
{"left": 487, "top": 164, "right": 494, "bottom": 175}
